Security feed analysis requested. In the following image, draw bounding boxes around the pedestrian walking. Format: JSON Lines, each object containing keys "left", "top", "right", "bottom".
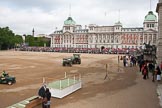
{"left": 148, "top": 62, "right": 155, "bottom": 82}
{"left": 142, "top": 63, "right": 148, "bottom": 80}
{"left": 155, "top": 66, "right": 161, "bottom": 82}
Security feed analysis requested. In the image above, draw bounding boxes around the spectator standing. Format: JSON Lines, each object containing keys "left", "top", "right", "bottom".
{"left": 123, "top": 56, "right": 126, "bottom": 67}
{"left": 148, "top": 62, "right": 155, "bottom": 82}
{"left": 139, "top": 59, "right": 144, "bottom": 72}
{"left": 156, "top": 66, "right": 161, "bottom": 82}
{"left": 38, "top": 84, "right": 47, "bottom": 108}
{"left": 44, "top": 88, "right": 51, "bottom": 108}
{"left": 142, "top": 63, "right": 148, "bottom": 80}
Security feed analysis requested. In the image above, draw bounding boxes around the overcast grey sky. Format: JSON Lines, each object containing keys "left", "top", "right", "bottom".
{"left": 0, "top": 0, "right": 159, "bottom": 35}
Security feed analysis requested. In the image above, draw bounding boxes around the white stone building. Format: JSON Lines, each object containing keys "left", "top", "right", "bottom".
{"left": 50, "top": 11, "right": 158, "bottom": 50}
{"left": 36, "top": 34, "right": 50, "bottom": 38}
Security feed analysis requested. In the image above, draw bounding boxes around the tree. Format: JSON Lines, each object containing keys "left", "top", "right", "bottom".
{"left": 14, "top": 35, "right": 23, "bottom": 48}
{"left": 0, "top": 26, "right": 50, "bottom": 50}
{"left": 0, "top": 27, "right": 23, "bottom": 50}
{"left": 25, "top": 35, "right": 50, "bottom": 47}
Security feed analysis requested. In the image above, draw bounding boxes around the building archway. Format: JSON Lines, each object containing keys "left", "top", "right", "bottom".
{"left": 101, "top": 46, "right": 105, "bottom": 50}
{"left": 101, "top": 46, "right": 105, "bottom": 53}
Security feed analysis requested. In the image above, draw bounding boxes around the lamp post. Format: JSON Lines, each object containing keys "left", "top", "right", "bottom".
{"left": 118, "top": 51, "right": 120, "bottom": 72}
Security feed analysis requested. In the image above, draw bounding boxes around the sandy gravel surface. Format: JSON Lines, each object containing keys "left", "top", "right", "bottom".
{"left": 0, "top": 51, "right": 160, "bottom": 108}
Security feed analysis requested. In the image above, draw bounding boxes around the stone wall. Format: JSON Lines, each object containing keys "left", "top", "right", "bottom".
{"left": 157, "top": 1, "right": 162, "bottom": 64}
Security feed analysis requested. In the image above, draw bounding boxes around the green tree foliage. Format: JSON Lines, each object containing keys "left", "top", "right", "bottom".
{"left": 25, "top": 35, "right": 50, "bottom": 47}
{"left": 0, "top": 27, "right": 23, "bottom": 50}
{"left": 0, "top": 27, "right": 50, "bottom": 50}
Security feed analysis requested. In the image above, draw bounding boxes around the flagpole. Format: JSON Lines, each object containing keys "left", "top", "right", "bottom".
{"left": 69, "top": 4, "right": 71, "bottom": 17}
{"left": 150, "top": 0, "right": 151, "bottom": 10}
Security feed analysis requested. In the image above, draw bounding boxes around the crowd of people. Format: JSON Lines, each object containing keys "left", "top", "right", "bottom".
{"left": 139, "top": 61, "right": 162, "bottom": 82}
{"left": 16, "top": 46, "right": 139, "bottom": 54}
{"left": 122, "top": 56, "right": 162, "bottom": 82}
{"left": 122, "top": 55, "right": 137, "bottom": 67}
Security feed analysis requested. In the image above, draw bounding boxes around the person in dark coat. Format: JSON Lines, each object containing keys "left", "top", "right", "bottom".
{"left": 138, "top": 59, "right": 144, "bottom": 72}
{"left": 44, "top": 88, "right": 51, "bottom": 108}
{"left": 123, "top": 56, "right": 126, "bottom": 67}
{"left": 148, "top": 63, "right": 155, "bottom": 82}
{"left": 38, "top": 84, "right": 46, "bottom": 108}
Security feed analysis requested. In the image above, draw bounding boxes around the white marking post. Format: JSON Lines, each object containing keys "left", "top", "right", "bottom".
{"left": 68, "top": 78, "right": 69, "bottom": 86}
{"left": 74, "top": 75, "right": 76, "bottom": 84}
{"left": 65, "top": 72, "right": 67, "bottom": 78}
{"left": 60, "top": 80, "right": 62, "bottom": 89}
{"left": 79, "top": 74, "right": 81, "bottom": 81}
{"left": 43, "top": 77, "right": 45, "bottom": 83}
